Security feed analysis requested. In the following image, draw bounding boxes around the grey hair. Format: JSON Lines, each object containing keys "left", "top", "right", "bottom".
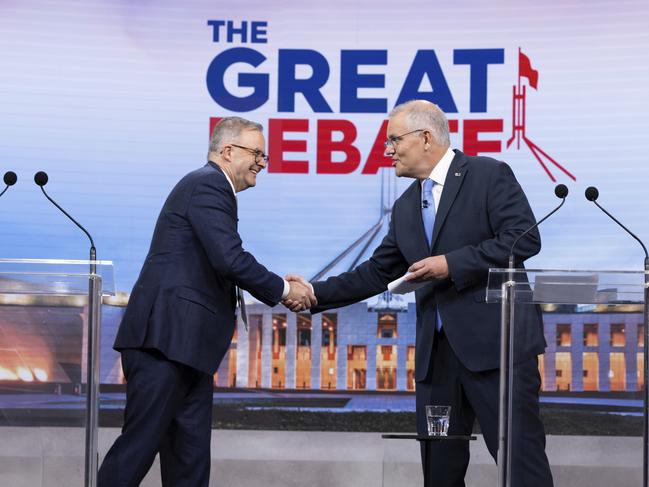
{"left": 209, "top": 116, "right": 263, "bottom": 153}
{"left": 389, "top": 100, "right": 450, "bottom": 147}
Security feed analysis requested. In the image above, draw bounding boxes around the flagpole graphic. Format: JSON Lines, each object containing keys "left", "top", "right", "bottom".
{"left": 507, "top": 48, "right": 576, "bottom": 182}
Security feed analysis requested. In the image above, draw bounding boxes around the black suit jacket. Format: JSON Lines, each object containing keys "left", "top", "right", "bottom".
{"left": 114, "top": 162, "right": 284, "bottom": 375}
{"left": 312, "top": 150, "right": 546, "bottom": 379}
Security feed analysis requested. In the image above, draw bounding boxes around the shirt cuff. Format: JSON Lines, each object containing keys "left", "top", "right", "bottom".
{"left": 281, "top": 279, "right": 290, "bottom": 299}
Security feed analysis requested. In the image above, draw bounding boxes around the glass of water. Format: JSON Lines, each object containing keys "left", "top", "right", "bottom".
{"left": 425, "top": 405, "right": 451, "bottom": 436}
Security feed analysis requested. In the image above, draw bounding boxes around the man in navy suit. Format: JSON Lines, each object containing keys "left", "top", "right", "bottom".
{"left": 288, "top": 100, "right": 553, "bottom": 486}
{"left": 98, "top": 116, "right": 315, "bottom": 486}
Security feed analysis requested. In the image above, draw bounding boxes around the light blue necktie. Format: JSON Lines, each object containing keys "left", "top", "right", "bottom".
{"left": 421, "top": 178, "right": 443, "bottom": 331}
{"left": 421, "top": 178, "right": 435, "bottom": 247}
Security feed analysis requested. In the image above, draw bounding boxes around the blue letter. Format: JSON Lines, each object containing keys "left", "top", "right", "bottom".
{"left": 340, "top": 50, "right": 387, "bottom": 113}
{"left": 454, "top": 49, "right": 504, "bottom": 113}
{"left": 395, "top": 50, "right": 457, "bottom": 113}
{"left": 251, "top": 21, "right": 268, "bottom": 43}
{"left": 206, "top": 48, "right": 268, "bottom": 112}
{"left": 226, "top": 20, "right": 247, "bottom": 43}
{"left": 207, "top": 20, "right": 225, "bottom": 42}
{"left": 278, "top": 49, "right": 332, "bottom": 113}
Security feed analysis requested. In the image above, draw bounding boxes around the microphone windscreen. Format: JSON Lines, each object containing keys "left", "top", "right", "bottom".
{"left": 554, "top": 184, "right": 568, "bottom": 199}
{"left": 3, "top": 171, "right": 17, "bottom": 186}
{"left": 585, "top": 186, "right": 599, "bottom": 201}
{"left": 34, "top": 171, "right": 49, "bottom": 186}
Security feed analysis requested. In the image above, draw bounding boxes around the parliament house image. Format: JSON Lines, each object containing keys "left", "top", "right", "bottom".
{"left": 95, "top": 298, "right": 645, "bottom": 395}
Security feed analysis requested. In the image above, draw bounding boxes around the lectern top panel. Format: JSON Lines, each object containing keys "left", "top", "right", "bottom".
{"left": 0, "top": 258, "right": 115, "bottom": 296}
{"left": 486, "top": 268, "right": 647, "bottom": 305}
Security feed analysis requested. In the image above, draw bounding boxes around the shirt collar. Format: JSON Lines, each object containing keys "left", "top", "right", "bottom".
{"left": 423, "top": 147, "right": 454, "bottom": 187}
{"left": 222, "top": 170, "right": 236, "bottom": 195}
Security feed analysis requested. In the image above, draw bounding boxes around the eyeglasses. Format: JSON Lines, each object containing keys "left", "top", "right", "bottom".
{"left": 384, "top": 129, "right": 425, "bottom": 149}
{"left": 229, "top": 144, "right": 269, "bottom": 165}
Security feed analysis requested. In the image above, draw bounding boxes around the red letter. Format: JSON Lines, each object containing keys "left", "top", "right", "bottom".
{"left": 462, "top": 119, "right": 502, "bottom": 156}
{"left": 448, "top": 119, "right": 459, "bottom": 133}
{"left": 361, "top": 120, "right": 392, "bottom": 174}
{"left": 317, "top": 120, "right": 361, "bottom": 174}
{"left": 268, "top": 118, "right": 309, "bottom": 173}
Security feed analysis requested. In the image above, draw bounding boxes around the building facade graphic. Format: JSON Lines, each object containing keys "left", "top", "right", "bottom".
{"left": 210, "top": 302, "right": 644, "bottom": 394}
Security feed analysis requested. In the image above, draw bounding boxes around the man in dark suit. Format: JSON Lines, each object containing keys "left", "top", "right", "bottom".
{"left": 287, "top": 100, "right": 553, "bottom": 486}
{"left": 98, "top": 116, "right": 315, "bottom": 487}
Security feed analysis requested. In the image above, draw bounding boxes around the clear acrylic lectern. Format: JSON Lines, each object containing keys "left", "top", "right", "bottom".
{"left": 487, "top": 268, "right": 649, "bottom": 487}
{"left": 0, "top": 259, "right": 114, "bottom": 487}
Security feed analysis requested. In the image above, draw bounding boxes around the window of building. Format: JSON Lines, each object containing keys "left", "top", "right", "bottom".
{"left": 296, "top": 314, "right": 312, "bottom": 389}
{"left": 556, "top": 324, "right": 571, "bottom": 347}
{"left": 638, "top": 325, "right": 645, "bottom": 348}
{"left": 555, "top": 352, "right": 571, "bottom": 391}
{"left": 376, "top": 345, "right": 397, "bottom": 390}
{"left": 247, "top": 314, "right": 263, "bottom": 388}
{"left": 271, "top": 313, "right": 287, "bottom": 388}
{"left": 638, "top": 353, "right": 644, "bottom": 391}
{"left": 407, "top": 346, "right": 416, "bottom": 391}
{"left": 381, "top": 346, "right": 392, "bottom": 361}
{"left": 377, "top": 312, "right": 398, "bottom": 338}
{"left": 583, "top": 324, "right": 598, "bottom": 347}
{"left": 582, "top": 352, "right": 599, "bottom": 391}
{"left": 610, "top": 324, "right": 626, "bottom": 347}
{"left": 320, "top": 313, "right": 338, "bottom": 389}
{"left": 347, "top": 346, "right": 367, "bottom": 390}
{"left": 609, "top": 352, "right": 626, "bottom": 391}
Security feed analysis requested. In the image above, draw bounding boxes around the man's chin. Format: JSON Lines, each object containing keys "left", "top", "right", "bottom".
{"left": 394, "top": 167, "right": 408, "bottom": 178}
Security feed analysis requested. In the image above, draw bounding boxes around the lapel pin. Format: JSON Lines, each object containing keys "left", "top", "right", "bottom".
{"left": 454, "top": 172, "right": 461, "bottom": 176}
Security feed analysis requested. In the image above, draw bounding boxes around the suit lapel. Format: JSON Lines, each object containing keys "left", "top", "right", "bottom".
{"left": 401, "top": 182, "right": 431, "bottom": 257}
{"left": 207, "top": 161, "right": 238, "bottom": 214}
{"left": 430, "top": 151, "right": 468, "bottom": 251}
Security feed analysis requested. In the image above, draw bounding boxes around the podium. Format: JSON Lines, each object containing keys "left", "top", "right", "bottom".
{"left": 487, "top": 268, "right": 648, "bottom": 487}
{"left": 0, "top": 258, "right": 114, "bottom": 487}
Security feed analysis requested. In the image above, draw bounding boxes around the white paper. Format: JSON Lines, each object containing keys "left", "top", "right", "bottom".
{"left": 387, "top": 273, "right": 429, "bottom": 294}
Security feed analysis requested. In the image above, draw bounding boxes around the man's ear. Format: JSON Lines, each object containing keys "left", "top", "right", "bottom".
{"left": 220, "top": 146, "right": 232, "bottom": 162}
{"left": 422, "top": 130, "right": 433, "bottom": 150}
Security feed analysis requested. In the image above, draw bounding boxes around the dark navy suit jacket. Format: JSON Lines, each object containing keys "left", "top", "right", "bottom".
{"left": 312, "top": 150, "right": 546, "bottom": 380}
{"left": 114, "top": 162, "right": 284, "bottom": 375}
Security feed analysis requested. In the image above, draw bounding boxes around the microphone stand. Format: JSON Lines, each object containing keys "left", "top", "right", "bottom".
{"left": 37, "top": 185, "right": 96, "bottom": 269}
{"left": 36, "top": 177, "right": 100, "bottom": 487}
{"left": 498, "top": 185, "right": 567, "bottom": 487}
{"left": 588, "top": 193, "right": 649, "bottom": 487}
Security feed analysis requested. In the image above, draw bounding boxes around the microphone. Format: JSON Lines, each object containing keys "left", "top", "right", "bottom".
{"left": 0, "top": 171, "right": 17, "bottom": 197}
{"left": 422, "top": 199, "right": 430, "bottom": 209}
{"left": 508, "top": 184, "right": 569, "bottom": 268}
{"left": 585, "top": 186, "right": 648, "bottom": 259}
{"left": 34, "top": 171, "right": 97, "bottom": 270}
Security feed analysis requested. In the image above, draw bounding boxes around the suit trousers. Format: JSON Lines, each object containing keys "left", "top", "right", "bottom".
{"left": 98, "top": 348, "right": 214, "bottom": 487}
{"left": 416, "top": 329, "right": 553, "bottom": 487}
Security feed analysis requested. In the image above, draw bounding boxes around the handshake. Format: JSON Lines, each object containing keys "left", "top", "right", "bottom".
{"left": 282, "top": 274, "right": 317, "bottom": 312}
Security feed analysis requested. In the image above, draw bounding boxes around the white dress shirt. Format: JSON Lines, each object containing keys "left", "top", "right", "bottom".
{"left": 420, "top": 147, "right": 455, "bottom": 210}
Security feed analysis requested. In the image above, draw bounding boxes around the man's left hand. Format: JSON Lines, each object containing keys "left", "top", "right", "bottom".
{"left": 405, "top": 255, "right": 449, "bottom": 282}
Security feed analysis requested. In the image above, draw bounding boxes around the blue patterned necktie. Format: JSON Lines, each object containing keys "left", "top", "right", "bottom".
{"left": 421, "top": 178, "right": 443, "bottom": 331}
{"left": 421, "top": 178, "right": 436, "bottom": 248}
